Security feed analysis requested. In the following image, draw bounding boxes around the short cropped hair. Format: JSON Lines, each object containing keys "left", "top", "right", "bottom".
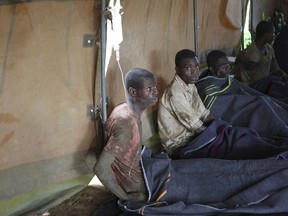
{"left": 256, "top": 21, "right": 274, "bottom": 38}
{"left": 206, "top": 50, "right": 227, "bottom": 68}
{"left": 125, "top": 68, "right": 154, "bottom": 91}
{"left": 175, "top": 49, "right": 197, "bottom": 67}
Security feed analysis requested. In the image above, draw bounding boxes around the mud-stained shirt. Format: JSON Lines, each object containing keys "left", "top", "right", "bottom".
{"left": 158, "top": 74, "right": 210, "bottom": 155}
{"left": 104, "top": 103, "right": 144, "bottom": 193}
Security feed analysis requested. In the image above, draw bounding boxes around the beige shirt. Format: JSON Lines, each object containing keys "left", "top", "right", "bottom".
{"left": 157, "top": 74, "right": 210, "bottom": 154}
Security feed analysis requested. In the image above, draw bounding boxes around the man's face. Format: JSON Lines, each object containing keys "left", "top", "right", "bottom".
{"left": 213, "top": 57, "right": 231, "bottom": 77}
{"left": 136, "top": 78, "right": 158, "bottom": 107}
{"left": 176, "top": 57, "right": 200, "bottom": 84}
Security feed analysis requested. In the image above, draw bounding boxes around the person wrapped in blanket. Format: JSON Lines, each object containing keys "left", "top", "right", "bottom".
{"left": 157, "top": 49, "right": 288, "bottom": 159}
{"left": 199, "top": 50, "right": 233, "bottom": 79}
{"left": 93, "top": 68, "right": 158, "bottom": 202}
{"left": 234, "top": 21, "right": 288, "bottom": 103}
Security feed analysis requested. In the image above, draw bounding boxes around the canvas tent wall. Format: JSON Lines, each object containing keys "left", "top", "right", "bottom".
{"left": 0, "top": 0, "right": 287, "bottom": 215}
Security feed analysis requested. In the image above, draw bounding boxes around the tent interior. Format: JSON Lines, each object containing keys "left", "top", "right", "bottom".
{"left": 0, "top": 0, "right": 288, "bottom": 215}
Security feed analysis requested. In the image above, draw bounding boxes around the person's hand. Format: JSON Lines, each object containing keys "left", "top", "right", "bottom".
{"left": 195, "top": 125, "right": 206, "bottom": 134}
{"left": 204, "top": 114, "right": 214, "bottom": 127}
{"left": 127, "top": 192, "right": 148, "bottom": 202}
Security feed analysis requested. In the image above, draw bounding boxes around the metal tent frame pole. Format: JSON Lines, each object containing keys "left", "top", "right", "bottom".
{"left": 193, "top": 0, "right": 198, "bottom": 56}
{"left": 101, "top": 0, "right": 107, "bottom": 124}
{"left": 250, "top": 0, "right": 254, "bottom": 38}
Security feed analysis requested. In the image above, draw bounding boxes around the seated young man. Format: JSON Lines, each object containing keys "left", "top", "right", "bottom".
{"left": 199, "top": 50, "right": 233, "bottom": 79}
{"left": 234, "top": 20, "right": 288, "bottom": 86}
{"left": 157, "top": 49, "right": 214, "bottom": 155}
{"left": 158, "top": 49, "right": 288, "bottom": 159}
{"left": 94, "top": 68, "right": 158, "bottom": 201}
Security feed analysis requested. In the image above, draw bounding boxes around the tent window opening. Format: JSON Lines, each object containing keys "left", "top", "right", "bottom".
{"left": 244, "top": 0, "right": 252, "bottom": 49}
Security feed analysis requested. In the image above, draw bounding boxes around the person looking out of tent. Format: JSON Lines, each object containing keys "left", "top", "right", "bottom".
{"left": 93, "top": 68, "right": 158, "bottom": 202}
{"left": 234, "top": 21, "right": 288, "bottom": 103}
{"left": 234, "top": 20, "right": 288, "bottom": 86}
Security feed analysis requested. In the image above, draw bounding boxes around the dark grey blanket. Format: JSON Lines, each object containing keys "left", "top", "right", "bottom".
{"left": 119, "top": 147, "right": 288, "bottom": 215}
{"left": 118, "top": 76, "right": 288, "bottom": 215}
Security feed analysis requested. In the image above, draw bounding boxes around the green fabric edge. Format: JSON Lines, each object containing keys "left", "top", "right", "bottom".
{"left": 0, "top": 173, "right": 94, "bottom": 216}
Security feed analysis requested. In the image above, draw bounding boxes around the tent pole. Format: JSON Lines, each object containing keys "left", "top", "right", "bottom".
{"left": 193, "top": 0, "right": 198, "bottom": 56}
{"left": 101, "top": 0, "right": 107, "bottom": 124}
{"left": 250, "top": 0, "right": 254, "bottom": 37}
